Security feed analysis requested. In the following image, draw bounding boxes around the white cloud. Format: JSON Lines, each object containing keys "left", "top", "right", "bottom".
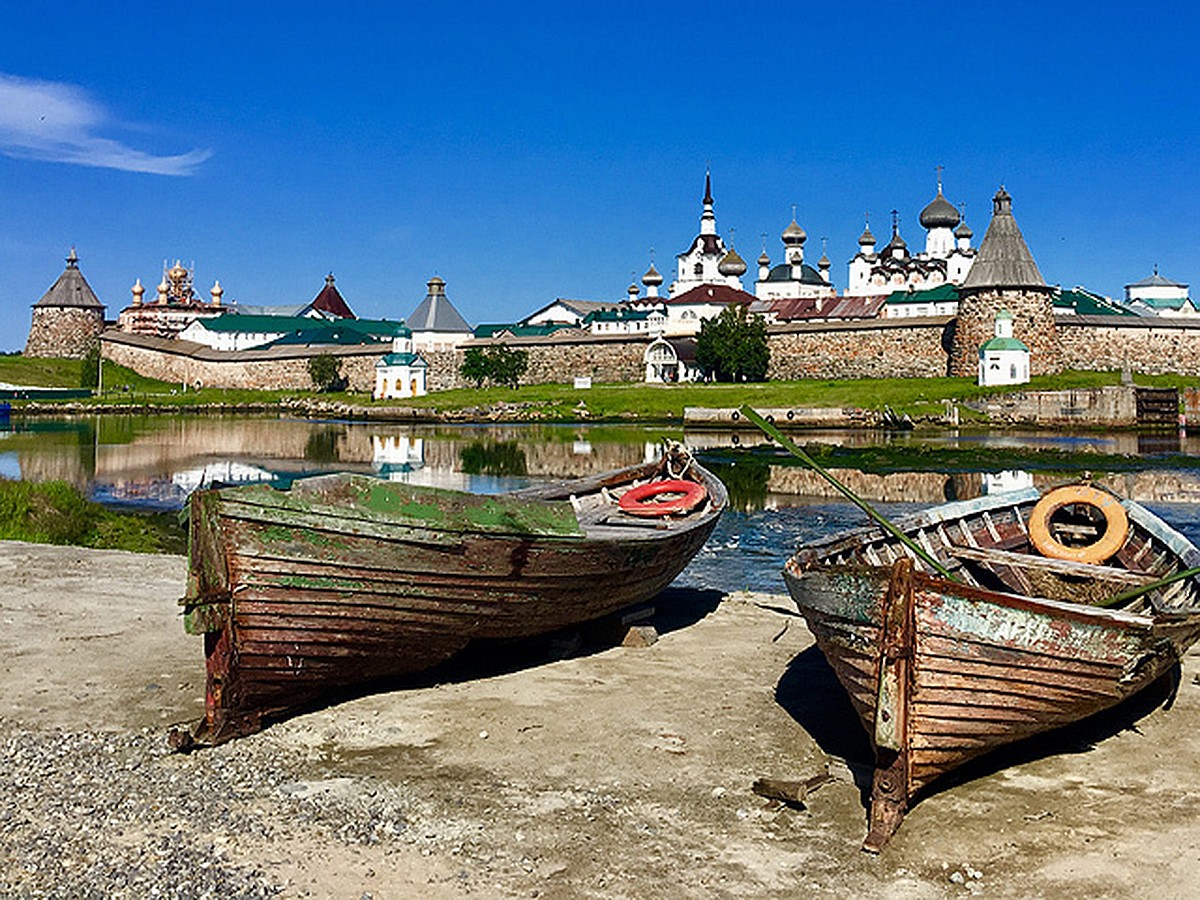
{"left": 0, "top": 73, "right": 211, "bottom": 176}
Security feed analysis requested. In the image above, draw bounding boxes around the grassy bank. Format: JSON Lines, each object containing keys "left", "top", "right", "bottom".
{"left": 3, "top": 352, "right": 1196, "bottom": 422}
{"left": 0, "top": 479, "right": 186, "bottom": 554}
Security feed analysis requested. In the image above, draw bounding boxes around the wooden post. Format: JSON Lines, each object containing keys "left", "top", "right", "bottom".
{"left": 864, "top": 557, "right": 915, "bottom": 853}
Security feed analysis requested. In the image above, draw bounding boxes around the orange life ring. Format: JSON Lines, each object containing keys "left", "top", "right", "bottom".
{"left": 618, "top": 479, "right": 708, "bottom": 518}
{"left": 1028, "top": 485, "right": 1130, "bottom": 564}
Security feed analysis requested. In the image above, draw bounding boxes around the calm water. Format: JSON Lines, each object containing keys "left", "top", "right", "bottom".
{"left": 3, "top": 414, "right": 1200, "bottom": 594}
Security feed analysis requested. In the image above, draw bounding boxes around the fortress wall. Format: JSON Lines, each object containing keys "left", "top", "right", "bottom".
{"left": 99, "top": 315, "right": 1200, "bottom": 393}
{"left": 1058, "top": 316, "right": 1200, "bottom": 376}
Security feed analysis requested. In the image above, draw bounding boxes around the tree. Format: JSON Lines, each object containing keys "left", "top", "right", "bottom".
{"left": 460, "top": 347, "right": 491, "bottom": 389}
{"left": 695, "top": 305, "right": 770, "bottom": 382}
{"left": 79, "top": 344, "right": 101, "bottom": 390}
{"left": 489, "top": 344, "right": 528, "bottom": 389}
{"left": 458, "top": 344, "right": 529, "bottom": 389}
{"left": 308, "top": 354, "right": 346, "bottom": 392}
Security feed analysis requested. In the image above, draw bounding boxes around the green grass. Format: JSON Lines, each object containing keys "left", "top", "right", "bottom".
{"left": 5, "top": 350, "right": 1198, "bottom": 423}
{"left": 387, "top": 370, "right": 1198, "bottom": 422}
{"left": 0, "top": 478, "right": 186, "bottom": 553}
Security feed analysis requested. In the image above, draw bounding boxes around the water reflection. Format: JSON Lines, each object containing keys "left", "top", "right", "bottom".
{"left": 2, "top": 414, "right": 1199, "bottom": 515}
{"left": 3, "top": 413, "right": 1200, "bottom": 595}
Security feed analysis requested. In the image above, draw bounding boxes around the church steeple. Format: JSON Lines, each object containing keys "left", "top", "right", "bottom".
{"left": 700, "top": 169, "right": 716, "bottom": 237}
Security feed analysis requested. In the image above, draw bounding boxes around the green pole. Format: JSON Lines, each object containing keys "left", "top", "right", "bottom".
{"left": 738, "top": 405, "right": 958, "bottom": 581}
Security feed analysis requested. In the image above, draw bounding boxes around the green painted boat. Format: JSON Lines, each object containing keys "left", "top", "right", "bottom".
{"left": 783, "top": 484, "right": 1200, "bottom": 852}
{"left": 175, "top": 445, "right": 725, "bottom": 746}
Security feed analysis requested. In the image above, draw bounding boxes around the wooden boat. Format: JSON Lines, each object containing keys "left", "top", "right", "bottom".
{"left": 175, "top": 445, "right": 726, "bottom": 747}
{"left": 782, "top": 483, "right": 1200, "bottom": 852}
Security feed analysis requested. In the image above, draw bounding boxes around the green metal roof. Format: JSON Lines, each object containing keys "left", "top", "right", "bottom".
{"left": 377, "top": 352, "right": 427, "bottom": 367}
{"left": 884, "top": 283, "right": 960, "bottom": 305}
{"left": 201, "top": 312, "right": 412, "bottom": 336}
{"left": 980, "top": 336, "right": 1029, "bottom": 353}
{"left": 1054, "top": 288, "right": 1140, "bottom": 317}
{"left": 583, "top": 308, "right": 653, "bottom": 323}
{"left": 473, "top": 322, "right": 577, "bottom": 338}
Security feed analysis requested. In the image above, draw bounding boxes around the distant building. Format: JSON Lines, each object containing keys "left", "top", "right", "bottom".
{"left": 583, "top": 306, "right": 664, "bottom": 336}
{"left": 882, "top": 283, "right": 960, "bottom": 319}
{"left": 847, "top": 175, "right": 976, "bottom": 297}
{"left": 644, "top": 335, "right": 702, "bottom": 383}
{"left": 669, "top": 173, "right": 746, "bottom": 297}
{"left": 25, "top": 248, "right": 107, "bottom": 359}
{"left": 1054, "top": 286, "right": 1139, "bottom": 317}
{"left": 951, "top": 187, "right": 1059, "bottom": 377}
{"left": 662, "top": 283, "right": 756, "bottom": 335}
{"left": 406, "top": 277, "right": 473, "bottom": 351}
{"left": 374, "top": 328, "right": 428, "bottom": 399}
{"left": 1124, "top": 268, "right": 1196, "bottom": 316}
{"left": 179, "top": 314, "right": 405, "bottom": 352}
{"left": 231, "top": 274, "right": 357, "bottom": 319}
{"left": 978, "top": 309, "right": 1030, "bottom": 386}
{"left": 753, "top": 217, "right": 835, "bottom": 302}
{"left": 116, "top": 259, "right": 227, "bottom": 338}
{"left": 522, "top": 297, "right": 614, "bottom": 328}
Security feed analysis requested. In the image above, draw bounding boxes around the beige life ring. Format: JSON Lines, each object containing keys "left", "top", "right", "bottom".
{"left": 1028, "top": 485, "right": 1130, "bottom": 564}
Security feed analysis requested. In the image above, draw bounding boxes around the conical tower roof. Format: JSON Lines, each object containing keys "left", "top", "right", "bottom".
{"left": 34, "top": 248, "right": 104, "bottom": 310}
{"left": 310, "top": 273, "right": 356, "bottom": 319}
{"left": 407, "top": 276, "right": 472, "bottom": 333}
{"left": 960, "top": 188, "right": 1045, "bottom": 289}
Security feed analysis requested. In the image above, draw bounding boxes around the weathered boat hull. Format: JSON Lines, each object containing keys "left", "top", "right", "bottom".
{"left": 783, "top": 487, "right": 1200, "bottom": 851}
{"left": 180, "top": 457, "right": 725, "bottom": 745}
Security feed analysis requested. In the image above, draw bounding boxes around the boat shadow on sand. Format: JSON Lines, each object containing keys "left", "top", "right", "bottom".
{"left": 251, "top": 586, "right": 725, "bottom": 728}
{"left": 775, "top": 642, "right": 1182, "bottom": 811}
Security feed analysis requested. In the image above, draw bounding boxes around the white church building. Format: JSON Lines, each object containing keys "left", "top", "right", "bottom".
{"left": 847, "top": 173, "right": 976, "bottom": 297}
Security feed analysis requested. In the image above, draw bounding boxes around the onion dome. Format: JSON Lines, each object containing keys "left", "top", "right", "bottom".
{"left": 210, "top": 280, "right": 224, "bottom": 302}
{"left": 888, "top": 230, "right": 907, "bottom": 251}
{"left": 641, "top": 263, "right": 663, "bottom": 287}
{"left": 818, "top": 252, "right": 831, "bottom": 268}
{"left": 718, "top": 248, "right": 747, "bottom": 277}
{"left": 628, "top": 282, "right": 640, "bottom": 299}
{"left": 758, "top": 250, "right": 771, "bottom": 267}
{"left": 781, "top": 218, "right": 807, "bottom": 246}
{"left": 955, "top": 219, "right": 973, "bottom": 239}
{"left": 131, "top": 278, "right": 145, "bottom": 298}
{"left": 919, "top": 188, "right": 960, "bottom": 229}
{"left": 858, "top": 223, "right": 876, "bottom": 246}
{"left": 168, "top": 261, "right": 188, "bottom": 281}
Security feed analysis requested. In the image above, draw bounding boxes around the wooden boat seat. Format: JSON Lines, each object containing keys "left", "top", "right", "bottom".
{"left": 947, "top": 544, "right": 1153, "bottom": 605}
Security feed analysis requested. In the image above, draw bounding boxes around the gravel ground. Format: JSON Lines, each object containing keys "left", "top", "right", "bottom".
{"left": 5, "top": 541, "right": 1200, "bottom": 899}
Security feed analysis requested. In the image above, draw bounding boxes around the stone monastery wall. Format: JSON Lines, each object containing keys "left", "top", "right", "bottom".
{"left": 99, "top": 315, "right": 1200, "bottom": 392}
{"left": 766, "top": 319, "right": 951, "bottom": 380}
{"left": 101, "top": 333, "right": 382, "bottom": 391}
{"left": 1058, "top": 316, "right": 1200, "bottom": 376}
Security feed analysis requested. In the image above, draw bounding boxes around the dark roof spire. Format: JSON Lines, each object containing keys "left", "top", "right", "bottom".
{"left": 961, "top": 186, "right": 1045, "bottom": 289}
{"left": 703, "top": 169, "right": 713, "bottom": 205}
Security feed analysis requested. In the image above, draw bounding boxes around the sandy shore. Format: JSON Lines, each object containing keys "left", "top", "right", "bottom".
{"left": 3, "top": 540, "right": 1200, "bottom": 898}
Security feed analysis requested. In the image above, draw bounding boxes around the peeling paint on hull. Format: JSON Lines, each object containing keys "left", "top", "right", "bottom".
{"left": 179, "top": 457, "right": 726, "bottom": 745}
{"left": 783, "top": 486, "right": 1200, "bottom": 851}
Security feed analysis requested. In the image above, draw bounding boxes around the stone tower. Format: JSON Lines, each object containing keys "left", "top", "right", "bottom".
{"left": 949, "top": 188, "right": 1058, "bottom": 377}
{"left": 25, "top": 248, "right": 107, "bottom": 359}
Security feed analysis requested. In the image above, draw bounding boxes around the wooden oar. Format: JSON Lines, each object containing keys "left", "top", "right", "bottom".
{"left": 1100, "top": 566, "right": 1200, "bottom": 609}
{"left": 738, "top": 405, "right": 958, "bottom": 581}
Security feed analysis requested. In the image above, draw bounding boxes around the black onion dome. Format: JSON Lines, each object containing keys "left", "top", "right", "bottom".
{"left": 920, "top": 190, "right": 960, "bottom": 229}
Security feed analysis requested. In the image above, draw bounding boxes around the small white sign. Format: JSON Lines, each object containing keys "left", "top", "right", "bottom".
{"left": 574, "top": 376, "right": 592, "bottom": 389}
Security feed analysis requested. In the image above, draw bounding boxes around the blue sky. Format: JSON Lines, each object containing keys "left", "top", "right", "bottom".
{"left": 2, "top": 1, "right": 1198, "bottom": 351}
